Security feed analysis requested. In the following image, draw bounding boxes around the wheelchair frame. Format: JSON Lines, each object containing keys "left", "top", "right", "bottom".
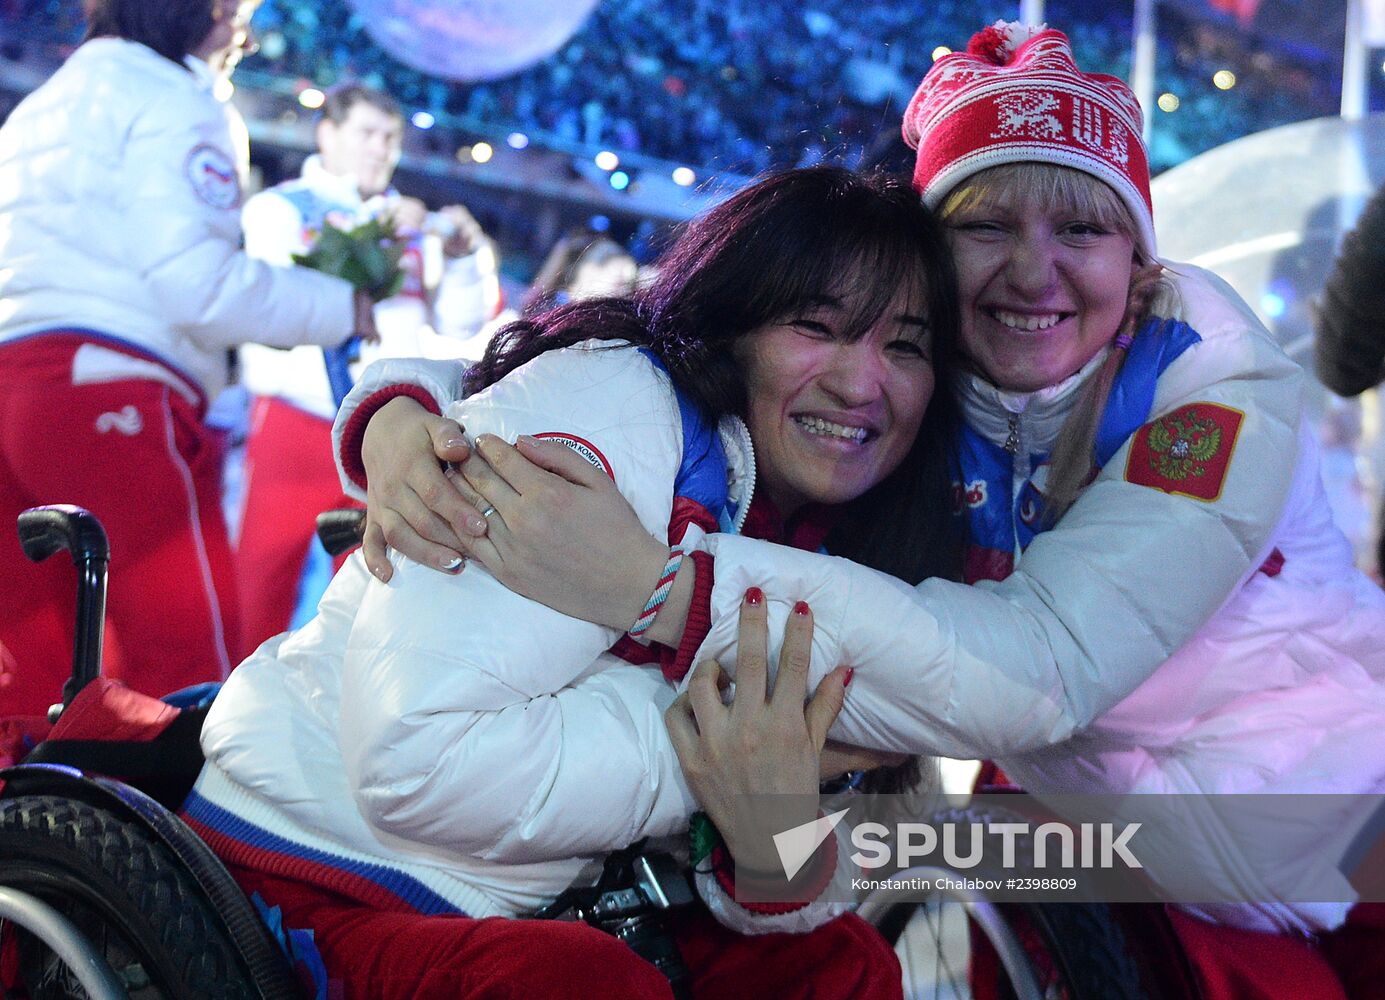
{"left": 0, "top": 506, "right": 301, "bottom": 999}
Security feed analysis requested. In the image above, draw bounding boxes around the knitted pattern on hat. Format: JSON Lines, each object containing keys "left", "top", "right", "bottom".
{"left": 902, "top": 21, "right": 1156, "bottom": 258}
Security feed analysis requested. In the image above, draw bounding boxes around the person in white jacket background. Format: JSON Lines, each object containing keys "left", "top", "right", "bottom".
{"left": 346, "top": 23, "right": 1385, "bottom": 997}
{"left": 191, "top": 165, "right": 962, "bottom": 1000}
{"left": 236, "top": 81, "right": 502, "bottom": 654}
{"left": 0, "top": 0, "right": 375, "bottom": 763}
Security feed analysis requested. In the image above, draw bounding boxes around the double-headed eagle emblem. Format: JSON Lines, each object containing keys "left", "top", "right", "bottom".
{"left": 1146, "top": 408, "right": 1223, "bottom": 481}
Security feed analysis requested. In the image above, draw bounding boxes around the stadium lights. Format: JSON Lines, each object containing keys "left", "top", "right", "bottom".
{"left": 1157, "top": 92, "right": 1180, "bottom": 112}
{"left": 472, "top": 142, "right": 494, "bottom": 163}
{"left": 672, "top": 167, "right": 696, "bottom": 186}
{"left": 298, "top": 87, "right": 325, "bottom": 109}
{"left": 1212, "top": 70, "right": 1236, "bottom": 90}
{"left": 412, "top": 111, "right": 435, "bottom": 129}
{"left": 595, "top": 150, "right": 620, "bottom": 171}
{"left": 507, "top": 132, "right": 530, "bottom": 149}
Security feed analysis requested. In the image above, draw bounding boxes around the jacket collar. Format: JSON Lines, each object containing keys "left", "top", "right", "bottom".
{"left": 953, "top": 346, "right": 1111, "bottom": 453}
{"left": 182, "top": 53, "right": 218, "bottom": 92}
{"left": 717, "top": 416, "right": 755, "bottom": 535}
{"left": 300, "top": 155, "right": 397, "bottom": 213}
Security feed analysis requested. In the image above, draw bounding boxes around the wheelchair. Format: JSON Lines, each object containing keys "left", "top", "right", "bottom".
{"left": 0, "top": 504, "right": 1333, "bottom": 1000}
{"left": 857, "top": 800, "right": 1201, "bottom": 1000}
{"left": 0, "top": 505, "right": 347, "bottom": 999}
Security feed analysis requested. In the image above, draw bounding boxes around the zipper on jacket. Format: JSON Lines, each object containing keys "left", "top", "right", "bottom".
{"left": 729, "top": 417, "right": 755, "bottom": 535}
{"left": 1006, "top": 411, "right": 1029, "bottom": 560}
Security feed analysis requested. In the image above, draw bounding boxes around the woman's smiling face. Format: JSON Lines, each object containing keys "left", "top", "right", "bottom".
{"left": 739, "top": 286, "right": 935, "bottom": 515}
{"left": 945, "top": 179, "right": 1137, "bottom": 393}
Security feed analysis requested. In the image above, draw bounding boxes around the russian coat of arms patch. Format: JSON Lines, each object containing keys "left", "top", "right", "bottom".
{"left": 1124, "top": 402, "right": 1244, "bottom": 501}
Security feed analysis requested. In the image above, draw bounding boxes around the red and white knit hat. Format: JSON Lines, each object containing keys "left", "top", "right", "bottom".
{"left": 903, "top": 22, "right": 1156, "bottom": 257}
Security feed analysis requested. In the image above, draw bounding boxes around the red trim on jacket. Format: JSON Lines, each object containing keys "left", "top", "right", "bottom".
{"left": 660, "top": 550, "right": 715, "bottom": 682}
{"left": 338, "top": 385, "right": 442, "bottom": 491}
{"left": 708, "top": 821, "right": 838, "bottom": 915}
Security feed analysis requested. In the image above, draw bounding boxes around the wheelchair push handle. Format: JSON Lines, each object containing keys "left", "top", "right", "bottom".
{"left": 315, "top": 508, "right": 366, "bottom": 558}
{"left": 18, "top": 505, "right": 110, "bottom": 565}
{"left": 17, "top": 505, "right": 109, "bottom": 723}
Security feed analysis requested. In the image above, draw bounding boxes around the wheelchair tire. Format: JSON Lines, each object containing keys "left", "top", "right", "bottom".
{"left": 876, "top": 890, "right": 1150, "bottom": 999}
{"left": 0, "top": 795, "right": 270, "bottom": 1000}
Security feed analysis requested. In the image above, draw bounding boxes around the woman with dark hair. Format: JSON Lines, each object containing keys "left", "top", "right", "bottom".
{"left": 347, "top": 22, "right": 1385, "bottom": 998}
{"left": 522, "top": 228, "right": 640, "bottom": 315}
{"left": 189, "top": 165, "right": 959, "bottom": 1000}
{"left": 0, "top": 0, "right": 374, "bottom": 761}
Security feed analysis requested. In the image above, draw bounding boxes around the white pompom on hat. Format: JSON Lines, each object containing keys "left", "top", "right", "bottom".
{"left": 902, "top": 21, "right": 1156, "bottom": 258}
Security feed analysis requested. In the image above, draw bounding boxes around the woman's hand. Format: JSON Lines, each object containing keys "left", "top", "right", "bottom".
{"left": 445, "top": 434, "right": 671, "bottom": 630}
{"left": 360, "top": 396, "right": 482, "bottom": 581}
{"left": 351, "top": 288, "right": 381, "bottom": 344}
{"left": 665, "top": 592, "right": 850, "bottom": 873}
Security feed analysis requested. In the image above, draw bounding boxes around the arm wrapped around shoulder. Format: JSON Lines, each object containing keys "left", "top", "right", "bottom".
{"left": 697, "top": 284, "right": 1306, "bottom": 761}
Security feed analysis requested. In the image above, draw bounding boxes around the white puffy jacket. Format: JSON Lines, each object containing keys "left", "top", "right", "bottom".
{"left": 239, "top": 157, "right": 503, "bottom": 419}
{"left": 693, "top": 266, "right": 1385, "bottom": 934}
{"left": 198, "top": 343, "right": 816, "bottom": 926}
{"left": 328, "top": 267, "right": 1385, "bottom": 935}
{"left": 0, "top": 38, "right": 352, "bottom": 400}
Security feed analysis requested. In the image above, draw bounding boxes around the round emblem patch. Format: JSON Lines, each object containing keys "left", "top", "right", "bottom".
{"left": 532, "top": 433, "right": 614, "bottom": 480}
{"left": 185, "top": 144, "right": 241, "bottom": 210}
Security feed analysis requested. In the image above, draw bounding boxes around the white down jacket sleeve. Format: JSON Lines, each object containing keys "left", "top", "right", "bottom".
{"left": 695, "top": 271, "right": 1306, "bottom": 759}
{"left": 337, "top": 344, "right": 699, "bottom": 862}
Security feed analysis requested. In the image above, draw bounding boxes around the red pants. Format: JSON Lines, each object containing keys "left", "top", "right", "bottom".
{"left": 235, "top": 396, "right": 356, "bottom": 655}
{"left": 1168, "top": 904, "right": 1385, "bottom": 1000}
{"left": 226, "top": 862, "right": 903, "bottom": 1000}
{"left": 0, "top": 334, "right": 237, "bottom": 757}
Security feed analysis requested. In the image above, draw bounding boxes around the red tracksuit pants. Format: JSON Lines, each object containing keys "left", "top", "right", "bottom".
{"left": 227, "top": 862, "right": 903, "bottom": 1000}
{"left": 235, "top": 395, "right": 357, "bottom": 655}
{"left": 0, "top": 334, "right": 237, "bottom": 761}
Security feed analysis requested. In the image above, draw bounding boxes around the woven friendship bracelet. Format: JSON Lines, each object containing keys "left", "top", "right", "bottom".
{"left": 629, "top": 547, "right": 685, "bottom": 638}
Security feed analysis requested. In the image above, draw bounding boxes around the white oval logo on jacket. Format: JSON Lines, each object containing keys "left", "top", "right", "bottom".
{"left": 185, "top": 144, "right": 241, "bottom": 209}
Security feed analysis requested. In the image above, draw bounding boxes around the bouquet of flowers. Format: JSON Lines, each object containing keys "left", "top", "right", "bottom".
{"left": 292, "top": 216, "right": 406, "bottom": 302}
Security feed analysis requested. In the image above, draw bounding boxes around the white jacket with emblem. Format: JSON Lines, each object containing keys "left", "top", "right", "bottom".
{"left": 0, "top": 38, "right": 352, "bottom": 400}
{"left": 327, "top": 267, "right": 1385, "bottom": 936}
{"left": 199, "top": 343, "right": 830, "bottom": 928}
{"left": 693, "top": 265, "right": 1385, "bottom": 934}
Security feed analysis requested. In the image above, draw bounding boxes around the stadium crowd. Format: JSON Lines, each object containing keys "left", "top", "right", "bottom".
{"left": 3, "top": 0, "right": 1342, "bottom": 175}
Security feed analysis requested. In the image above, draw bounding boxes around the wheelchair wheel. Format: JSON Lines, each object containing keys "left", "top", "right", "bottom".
{"left": 878, "top": 890, "right": 1150, "bottom": 999}
{"left": 862, "top": 805, "right": 1155, "bottom": 1000}
{"left": 0, "top": 795, "right": 266, "bottom": 1000}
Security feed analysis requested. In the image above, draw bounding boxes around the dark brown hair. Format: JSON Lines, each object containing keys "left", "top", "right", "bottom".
{"left": 467, "top": 166, "right": 965, "bottom": 584}
{"left": 84, "top": 0, "right": 216, "bottom": 64}
{"left": 320, "top": 82, "right": 403, "bottom": 127}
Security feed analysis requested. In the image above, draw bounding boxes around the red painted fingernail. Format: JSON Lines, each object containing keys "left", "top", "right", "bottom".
{"left": 793, "top": 600, "right": 810, "bottom": 617}
{"left": 843, "top": 668, "right": 854, "bottom": 687}
{"left": 745, "top": 587, "right": 764, "bottom": 606}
